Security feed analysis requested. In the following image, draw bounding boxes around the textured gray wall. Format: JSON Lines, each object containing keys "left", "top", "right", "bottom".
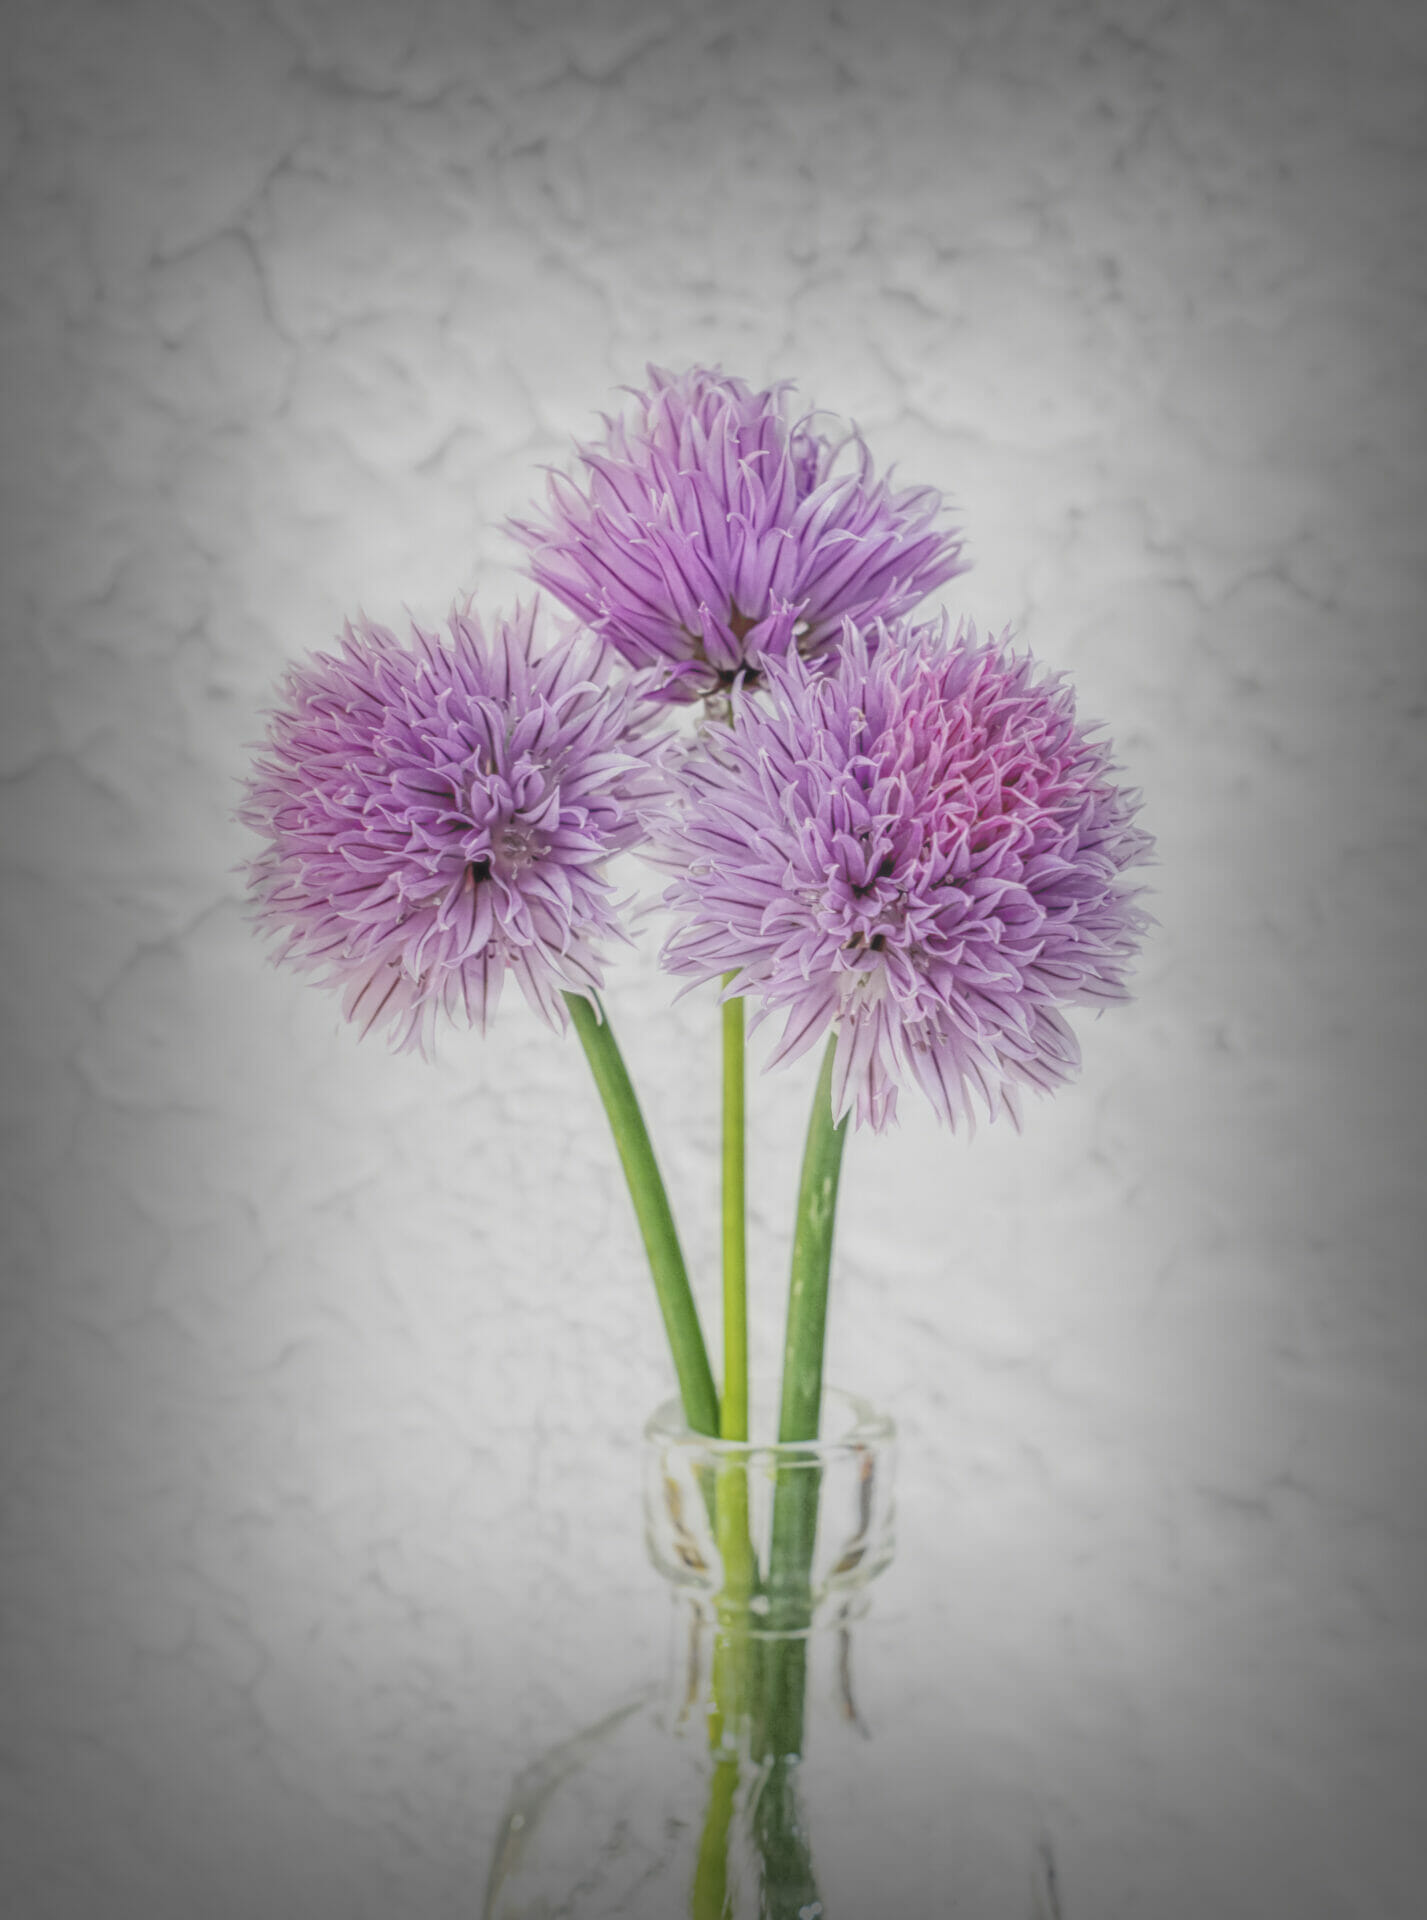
{"left": 2, "top": 1, "right": 1425, "bottom": 1916}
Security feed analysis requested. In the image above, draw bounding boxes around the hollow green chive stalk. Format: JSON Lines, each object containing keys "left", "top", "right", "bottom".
{"left": 715, "top": 984, "right": 755, "bottom": 1630}
{"left": 778, "top": 1032, "right": 849, "bottom": 1449}
{"left": 720, "top": 979, "right": 749, "bottom": 1444}
{"left": 753, "top": 1033, "right": 849, "bottom": 1916}
{"left": 564, "top": 991, "right": 718, "bottom": 1438}
{"left": 692, "top": 981, "right": 759, "bottom": 1918}
{"left": 766, "top": 1029, "right": 849, "bottom": 1676}
{"left": 692, "top": 1756, "right": 739, "bottom": 1920}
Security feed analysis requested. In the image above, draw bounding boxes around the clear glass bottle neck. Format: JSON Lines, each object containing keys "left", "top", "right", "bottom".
{"left": 660, "top": 1588, "right": 875, "bottom": 1756}
{"left": 641, "top": 1389, "right": 896, "bottom": 1763}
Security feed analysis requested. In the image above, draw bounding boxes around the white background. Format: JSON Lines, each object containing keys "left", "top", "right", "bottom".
{"left": 2, "top": 2, "right": 1424, "bottom": 1915}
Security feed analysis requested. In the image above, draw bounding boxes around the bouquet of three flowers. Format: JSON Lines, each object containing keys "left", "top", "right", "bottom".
{"left": 240, "top": 367, "right": 1152, "bottom": 1918}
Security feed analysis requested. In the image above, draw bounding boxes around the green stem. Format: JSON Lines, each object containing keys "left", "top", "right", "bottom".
{"left": 752, "top": 1760, "right": 820, "bottom": 1919}
{"left": 564, "top": 990, "right": 718, "bottom": 1438}
{"left": 716, "top": 985, "right": 759, "bottom": 1642}
{"left": 756, "top": 1030, "right": 849, "bottom": 1920}
{"left": 691, "top": 981, "right": 758, "bottom": 1917}
{"left": 692, "top": 1755, "right": 739, "bottom": 1920}
{"left": 778, "top": 1031, "right": 849, "bottom": 1446}
{"left": 720, "top": 978, "right": 748, "bottom": 1443}
{"left": 715, "top": 978, "right": 755, "bottom": 1612}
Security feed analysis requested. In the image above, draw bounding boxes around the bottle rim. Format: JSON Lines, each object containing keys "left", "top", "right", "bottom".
{"left": 643, "top": 1386, "right": 895, "bottom": 1464}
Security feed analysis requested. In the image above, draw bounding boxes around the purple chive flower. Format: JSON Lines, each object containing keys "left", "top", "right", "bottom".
{"left": 659, "top": 616, "right": 1153, "bottom": 1131}
{"left": 239, "top": 604, "right": 665, "bottom": 1051}
{"left": 507, "top": 365, "right": 967, "bottom": 702}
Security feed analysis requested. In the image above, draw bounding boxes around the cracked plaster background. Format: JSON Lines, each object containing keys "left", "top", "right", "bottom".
{"left": 1, "top": 0, "right": 1425, "bottom": 1915}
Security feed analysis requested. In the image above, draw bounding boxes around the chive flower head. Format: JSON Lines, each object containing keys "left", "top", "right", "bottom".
{"left": 659, "top": 615, "right": 1153, "bottom": 1129}
{"left": 239, "top": 605, "right": 664, "bottom": 1050}
{"left": 508, "top": 365, "right": 966, "bottom": 702}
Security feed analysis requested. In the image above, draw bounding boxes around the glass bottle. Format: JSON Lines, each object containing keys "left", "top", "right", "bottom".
{"left": 484, "top": 1387, "right": 1066, "bottom": 1917}
{"left": 483, "top": 1389, "right": 930, "bottom": 1918}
